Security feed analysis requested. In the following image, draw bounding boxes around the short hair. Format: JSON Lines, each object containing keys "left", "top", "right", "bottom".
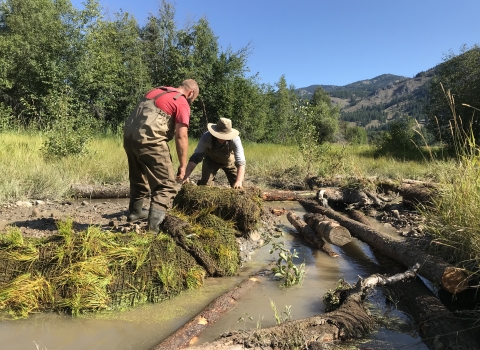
{"left": 180, "top": 79, "right": 199, "bottom": 96}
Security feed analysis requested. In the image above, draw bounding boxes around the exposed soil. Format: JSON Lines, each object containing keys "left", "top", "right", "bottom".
{"left": 0, "top": 177, "right": 424, "bottom": 241}
{"left": 0, "top": 197, "right": 134, "bottom": 239}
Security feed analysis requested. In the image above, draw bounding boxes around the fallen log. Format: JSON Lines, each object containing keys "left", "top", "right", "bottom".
{"left": 153, "top": 271, "right": 265, "bottom": 350}
{"left": 387, "top": 275, "right": 479, "bottom": 349}
{"left": 364, "top": 190, "right": 386, "bottom": 208}
{"left": 346, "top": 209, "right": 372, "bottom": 227}
{"left": 185, "top": 266, "right": 419, "bottom": 350}
{"left": 402, "top": 182, "right": 439, "bottom": 208}
{"left": 70, "top": 183, "right": 129, "bottom": 198}
{"left": 286, "top": 211, "right": 339, "bottom": 257}
{"left": 298, "top": 199, "right": 468, "bottom": 294}
{"left": 318, "top": 187, "right": 372, "bottom": 207}
{"left": 303, "top": 213, "right": 352, "bottom": 247}
{"left": 260, "top": 190, "right": 317, "bottom": 201}
{"left": 161, "top": 215, "right": 225, "bottom": 277}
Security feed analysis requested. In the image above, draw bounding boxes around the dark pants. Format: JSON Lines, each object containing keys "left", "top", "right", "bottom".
{"left": 124, "top": 137, "right": 180, "bottom": 210}
{"left": 197, "top": 157, "right": 237, "bottom": 187}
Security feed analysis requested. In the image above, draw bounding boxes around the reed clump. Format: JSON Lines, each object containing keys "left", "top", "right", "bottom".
{"left": 0, "top": 222, "right": 203, "bottom": 318}
{"left": 421, "top": 88, "right": 480, "bottom": 282}
{"left": 0, "top": 182, "right": 263, "bottom": 318}
{"left": 174, "top": 183, "right": 263, "bottom": 232}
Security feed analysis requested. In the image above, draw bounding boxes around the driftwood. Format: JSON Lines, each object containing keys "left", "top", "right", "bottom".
{"left": 303, "top": 213, "right": 352, "bottom": 247}
{"left": 286, "top": 211, "right": 339, "bottom": 257}
{"left": 387, "top": 275, "right": 479, "bottom": 350}
{"left": 318, "top": 187, "right": 372, "bottom": 208}
{"left": 260, "top": 190, "right": 317, "bottom": 201}
{"left": 70, "top": 183, "right": 130, "bottom": 198}
{"left": 402, "top": 182, "right": 439, "bottom": 208}
{"left": 346, "top": 209, "right": 372, "bottom": 227}
{"left": 160, "top": 215, "right": 225, "bottom": 277}
{"left": 298, "top": 199, "right": 468, "bottom": 294}
{"left": 153, "top": 272, "right": 264, "bottom": 350}
{"left": 185, "top": 267, "right": 419, "bottom": 350}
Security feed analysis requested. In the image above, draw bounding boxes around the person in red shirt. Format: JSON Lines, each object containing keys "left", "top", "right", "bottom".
{"left": 123, "top": 79, "right": 199, "bottom": 232}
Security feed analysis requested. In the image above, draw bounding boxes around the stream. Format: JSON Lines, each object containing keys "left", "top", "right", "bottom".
{"left": 0, "top": 201, "right": 428, "bottom": 350}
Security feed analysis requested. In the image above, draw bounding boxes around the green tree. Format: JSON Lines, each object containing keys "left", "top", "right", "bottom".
{"left": 292, "top": 100, "right": 331, "bottom": 176}
{"left": 345, "top": 126, "right": 368, "bottom": 145}
{"left": 0, "top": 0, "right": 77, "bottom": 128}
{"left": 266, "top": 75, "right": 298, "bottom": 144}
{"left": 73, "top": 9, "right": 150, "bottom": 129}
{"left": 374, "top": 117, "right": 418, "bottom": 157}
{"left": 309, "top": 87, "right": 340, "bottom": 143}
{"left": 425, "top": 44, "right": 480, "bottom": 148}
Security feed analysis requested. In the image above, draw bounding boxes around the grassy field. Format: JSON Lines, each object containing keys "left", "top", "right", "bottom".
{"left": 0, "top": 131, "right": 458, "bottom": 202}
{"left": 0, "top": 130, "right": 479, "bottom": 296}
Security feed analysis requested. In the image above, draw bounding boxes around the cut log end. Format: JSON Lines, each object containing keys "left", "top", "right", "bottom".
{"left": 441, "top": 267, "right": 469, "bottom": 294}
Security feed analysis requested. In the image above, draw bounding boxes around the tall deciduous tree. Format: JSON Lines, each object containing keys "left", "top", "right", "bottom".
{"left": 425, "top": 44, "right": 480, "bottom": 148}
{"left": 310, "top": 86, "right": 340, "bottom": 143}
{"left": 266, "top": 75, "right": 298, "bottom": 144}
{"left": 0, "top": 0, "right": 76, "bottom": 127}
{"left": 73, "top": 8, "right": 150, "bottom": 129}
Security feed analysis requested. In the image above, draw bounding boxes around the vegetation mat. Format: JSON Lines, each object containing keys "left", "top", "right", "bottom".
{"left": 174, "top": 183, "right": 263, "bottom": 232}
{"left": 0, "top": 186, "right": 265, "bottom": 318}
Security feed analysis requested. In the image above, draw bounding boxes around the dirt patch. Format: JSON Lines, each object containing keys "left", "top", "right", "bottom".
{"left": 0, "top": 198, "right": 131, "bottom": 239}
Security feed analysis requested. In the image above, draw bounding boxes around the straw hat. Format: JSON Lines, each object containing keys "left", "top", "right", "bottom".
{"left": 207, "top": 118, "right": 239, "bottom": 140}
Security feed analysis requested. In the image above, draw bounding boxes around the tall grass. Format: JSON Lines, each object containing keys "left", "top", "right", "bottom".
{"left": 420, "top": 87, "right": 480, "bottom": 278}
{"left": 0, "top": 130, "right": 455, "bottom": 202}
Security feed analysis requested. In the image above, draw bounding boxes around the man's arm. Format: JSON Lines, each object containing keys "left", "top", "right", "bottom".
{"left": 233, "top": 165, "right": 245, "bottom": 189}
{"left": 175, "top": 123, "right": 189, "bottom": 181}
{"left": 182, "top": 132, "right": 210, "bottom": 183}
{"left": 182, "top": 161, "right": 197, "bottom": 183}
{"left": 231, "top": 136, "right": 246, "bottom": 189}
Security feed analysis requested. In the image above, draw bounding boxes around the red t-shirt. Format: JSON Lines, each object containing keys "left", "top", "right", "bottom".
{"left": 145, "top": 87, "right": 190, "bottom": 127}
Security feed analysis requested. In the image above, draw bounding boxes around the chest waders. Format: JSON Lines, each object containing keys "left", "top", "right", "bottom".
{"left": 123, "top": 87, "right": 185, "bottom": 230}
{"left": 198, "top": 136, "right": 237, "bottom": 187}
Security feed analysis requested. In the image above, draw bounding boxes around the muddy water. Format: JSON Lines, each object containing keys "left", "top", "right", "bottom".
{"left": 0, "top": 201, "right": 428, "bottom": 350}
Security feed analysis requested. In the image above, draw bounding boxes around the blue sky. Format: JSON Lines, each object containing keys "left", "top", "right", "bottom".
{"left": 71, "top": 0, "right": 480, "bottom": 88}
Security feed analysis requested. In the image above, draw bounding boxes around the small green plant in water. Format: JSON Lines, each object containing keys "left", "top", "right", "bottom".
{"left": 323, "top": 279, "right": 351, "bottom": 312}
{"left": 237, "top": 312, "right": 254, "bottom": 329}
{"left": 270, "top": 300, "right": 292, "bottom": 325}
{"left": 269, "top": 241, "right": 306, "bottom": 287}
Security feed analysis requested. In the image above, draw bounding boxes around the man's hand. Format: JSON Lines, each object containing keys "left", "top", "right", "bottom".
{"left": 233, "top": 165, "right": 245, "bottom": 189}
{"left": 176, "top": 166, "right": 186, "bottom": 183}
{"left": 182, "top": 177, "right": 190, "bottom": 184}
{"left": 233, "top": 181, "right": 243, "bottom": 189}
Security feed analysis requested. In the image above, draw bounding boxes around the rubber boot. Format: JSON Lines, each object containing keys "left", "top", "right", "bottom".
{"left": 147, "top": 206, "right": 166, "bottom": 233}
{"left": 127, "top": 199, "right": 148, "bottom": 222}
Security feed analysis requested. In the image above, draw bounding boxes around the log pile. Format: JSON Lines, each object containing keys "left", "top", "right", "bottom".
{"left": 298, "top": 199, "right": 468, "bottom": 294}
{"left": 286, "top": 211, "right": 339, "bottom": 257}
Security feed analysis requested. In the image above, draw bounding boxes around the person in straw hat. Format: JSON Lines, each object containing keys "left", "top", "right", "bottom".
{"left": 183, "top": 117, "right": 245, "bottom": 189}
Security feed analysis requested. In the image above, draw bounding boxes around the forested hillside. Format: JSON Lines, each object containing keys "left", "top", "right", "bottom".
{"left": 296, "top": 72, "right": 434, "bottom": 131}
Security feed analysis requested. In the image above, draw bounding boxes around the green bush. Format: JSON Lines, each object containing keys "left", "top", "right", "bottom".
{"left": 373, "top": 117, "right": 418, "bottom": 157}
{"left": 0, "top": 103, "right": 15, "bottom": 131}
{"left": 42, "top": 118, "right": 92, "bottom": 158}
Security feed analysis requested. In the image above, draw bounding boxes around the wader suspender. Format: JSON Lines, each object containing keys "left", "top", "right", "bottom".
{"left": 147, "top": 86, "right": 184, "bottom": 102}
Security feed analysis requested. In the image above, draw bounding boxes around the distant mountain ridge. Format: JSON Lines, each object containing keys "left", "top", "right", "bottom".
{"left": 297, "top": 74, "right": 410, "bottom": 99}
{"left": 296, "top": 71, "right": 435, "bottom": 129}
